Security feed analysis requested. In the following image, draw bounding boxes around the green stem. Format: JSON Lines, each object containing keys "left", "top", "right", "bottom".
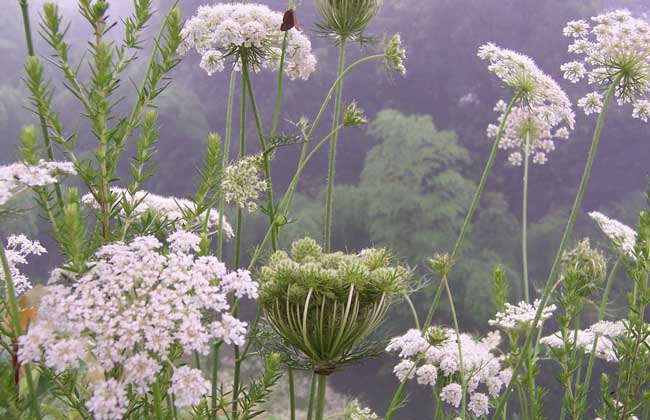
{"left": 522, "top": 130, "right": 530, "bottom": 303}
{"left": 288, "top": 367, "right": 296, "bottom": 420}
{"left": 217, "top": 71, "right": 237, "bottom": 260}
{"left": 270, "top": 32, "right": 288, "bottom": 138}
{"left": 231, "top": 59, "right": 248, "bottom": 420}
{"left": 423, "top": 94, "right": 520, "bottom": 331}
{"left": 580, "top": 256, "right": 623, "bottom": 408}
{"left": 242, "top": 63, "right": 278, "bottom": 251}
{"left": 491, "top": 75, "right": 621, "bottom": 419}
{"left": 210, "top": 342, "right": 222, "bottom": 420}
{"left": 444, "top": 275, "right": 467, "bottom": 419}
{"left": 384, "top": 355, "right": 421, "bottom": 420}
{"left": 315, "top": 374, "right": 328, "bottom": 420}
{"left": 1, "top": 238, "right": 41, "bottom": 418}
{"left": 403, "top": 293, "right": 421, "bottom": 330}
{"left": 152, "top": 380, "right": 164, "bottom": 420}
{"left": 307, "top": 372, "right": 317, "bottom": 420}
{"left": 246, "top": 126, "right": 344, "bottom": 270}
{"left": 324, "top": 39, "right": 347, "bottom": 252}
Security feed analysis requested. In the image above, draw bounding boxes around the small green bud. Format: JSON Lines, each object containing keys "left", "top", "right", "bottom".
{"left": 428, "top": 252, "right": 453, "bottom": 277}
{"left": 291, "top": 237, "right": 322, "bottom": 262}
{"left": 385, "top": 34, "right": 407, "bottom": 76}
{"left": 343, "top": 101, "right": 367, "bottom": 127}
{"left": 426, "top": 326, "right": 448, "bottom": 346}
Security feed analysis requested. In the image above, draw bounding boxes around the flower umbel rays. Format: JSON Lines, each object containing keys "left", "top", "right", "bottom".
{"left": 479, "top": 44, "right": 576, "bottom": 165}
{"left": 562, "top": 10, "right": 650, "bottom": 120}
{"left": 180, "top": 3, "right": 317, "bottom": 80}
{"left": 258, "top": 238, "right": 410, "bottom": 373}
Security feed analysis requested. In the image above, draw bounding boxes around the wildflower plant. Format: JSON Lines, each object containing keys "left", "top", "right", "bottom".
{"left": 5, "top": 0, "right": 650, "bottom": 419}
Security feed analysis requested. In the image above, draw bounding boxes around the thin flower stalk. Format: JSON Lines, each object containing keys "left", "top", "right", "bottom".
{"left": 444, "top": 275, "right": 468, "bottom": 419}
{"left": 242, "top": 56, "right": 278, "bottom": 250}
{"left": 422, "top": 94, "right": 520, "bottom": 331}
{"left": 217, "top": 70, "right": 238, "bottom": 260}
{"left": 522, "top": 130, "right": 531, "bottom": 303}
{"left": 231, "top": 58, "right": 248, "bottom": 420}
{"left": 492, "top": 73, "right": 623, "bottom": 420}
{"left": 325, "top": 39, "right": 347, "bottom": 252}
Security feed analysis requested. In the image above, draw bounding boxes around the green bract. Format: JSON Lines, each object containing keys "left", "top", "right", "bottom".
{"left": 314, "top": 0, "right": 383, "bottom": 42}
{"left": 258, "top": 237, "right": 409, "bottom": 374}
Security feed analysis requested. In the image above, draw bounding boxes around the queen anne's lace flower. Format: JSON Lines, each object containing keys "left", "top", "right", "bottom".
{"left": 540, "top": 320, "right": 627, "bottom": 362}
{"left": 468, "top": 392, "right": 490, "bottom": 417}
{"left": 1, "top": 235, "right": 46, "bottom": 295}
{"left": 18, "top": 233, "right": 256, "bottom": 414}
{"left": 562, "top": 10, "right": 650, "bottom": 119}
{"left": 0, "top": 160, "right": 75, "bottom": 206}
{"left": 81, "top": 187, "right": 234, "bottom": 238}
{"left": 440, "top": 383, "right": 463, "bottom": 408}
{"left": 589, "top": 211, "right": 637, "bottom": 258}
{"left": 387, "top": 327, "right": 511, "bottom": 415}
{"left": 222, "top": 154, "right": 268, "bottom": 212}
{"left": 180, "top": 3, "right": 317, "bottom": 80}
{"left": 489, "top": 299, "right": 557, "bottom": 330}
{"left": 85, "top": 379, "right": 128, "bottom": 420}
{"left": 479, "top": 44, "right": 575, "bottom": 166}
{"left": 169, "top": 366, "right": 211, "bottom": 408}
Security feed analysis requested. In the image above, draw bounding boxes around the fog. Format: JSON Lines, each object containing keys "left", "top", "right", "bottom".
{"left": 1, "top": 0, "right": 650, "bottom": 418}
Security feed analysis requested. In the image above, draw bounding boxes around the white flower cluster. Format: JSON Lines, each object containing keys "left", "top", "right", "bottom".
{"left": 18, "top": 233, "right": 257, "bottom": 418}
{"left": 589, "top": 211, "right": 637, "bottom": 258}
{"left": 1, "top": 235, "right": 46, "bottom": 296}
{"left": 386, "top": 327, "right": 512, "bottom": 417}
{"left": 180, "top": 3, "right": 317, "bottom": 80}
{"left": 489, "top": 299, "right": 557, "bottom": 330}
{"left": 222, "top": 154, "right": 268, "bottom": 212}
{"left": 344, "top": 399, "right": 379, "bottom": 420}
{"left": 540, "top": 320, "right": 626, "bottom": 362}
{"left": 478, "top": 44, "right": 575, "bottom": 166}
{"left": 562, "top": 10, "right": 650, "bottom": 121}
{"left": 81, "top": 187, "right": 234, "bottom": 238}
{"left": 0, "top": 160, "right": 75, "bottom": 206}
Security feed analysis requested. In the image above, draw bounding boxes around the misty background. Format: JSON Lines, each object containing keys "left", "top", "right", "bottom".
{"left": 1, "top": 0, "right": 650, "bottom": 418}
